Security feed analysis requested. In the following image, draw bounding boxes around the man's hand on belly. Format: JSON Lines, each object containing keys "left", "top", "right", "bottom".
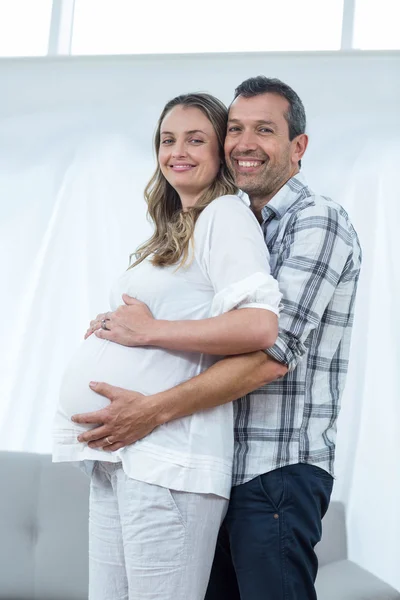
{"left": 71, "top": 382, "right": 163, "bottom": 451}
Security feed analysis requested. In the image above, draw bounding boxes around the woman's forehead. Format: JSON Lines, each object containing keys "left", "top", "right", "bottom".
{"left": 161, "top": 105, "right": 214, "bottom": 134}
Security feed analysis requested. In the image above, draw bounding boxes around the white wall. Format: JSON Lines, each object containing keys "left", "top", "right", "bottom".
{"left": 1, "top": 50, "right": 399, "bottom": 589}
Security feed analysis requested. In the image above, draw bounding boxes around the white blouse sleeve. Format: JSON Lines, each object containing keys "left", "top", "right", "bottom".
{"left": 194, "top": 195, "right": 282, "bottom": 317}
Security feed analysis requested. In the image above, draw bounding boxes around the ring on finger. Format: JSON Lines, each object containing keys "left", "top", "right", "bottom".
{"left": 101, "top": 319, "right": 110, "bottom": 331}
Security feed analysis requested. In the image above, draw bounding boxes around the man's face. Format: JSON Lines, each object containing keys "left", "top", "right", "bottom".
{"left": 225, "top": 93, "right": 303, "bottom": 200}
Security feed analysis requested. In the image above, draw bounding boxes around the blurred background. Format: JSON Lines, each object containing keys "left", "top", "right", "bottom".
{"left": 0, "top": 0, "right": 399, "bottom": 594}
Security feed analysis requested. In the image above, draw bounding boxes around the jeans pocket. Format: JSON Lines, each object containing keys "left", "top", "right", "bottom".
{"left": 308, "top": 466, "right": 334, "bottom": 519}
{"left": 258, "top": 468, "right": 286, "bottom": 511}
{"left": 310, "top": 465, "right": 334, "bottom": 483}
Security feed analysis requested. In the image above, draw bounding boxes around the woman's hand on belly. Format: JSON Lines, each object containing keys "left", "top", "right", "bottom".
{"left": 84, "top": 311, "right": 111, "bottom": 340}
{"left": 92, "top": 295, "right": 158, "bottom": 347}
{"left": 71, "top": 381, "right": 161, "bottom": 451}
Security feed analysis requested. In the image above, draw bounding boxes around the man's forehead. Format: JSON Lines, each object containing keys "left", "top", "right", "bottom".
{"left": 228, "top": 93, "right": 288, "bottom": 122}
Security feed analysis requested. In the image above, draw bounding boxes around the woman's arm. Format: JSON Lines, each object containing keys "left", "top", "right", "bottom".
{"left": 145, "top": 307, "right": 278, "bottom": 354}
{"left": 93, "top": 296, "right": 278, "bottom": 354}
{"left": 149, "top": 196, "right": 281, "bottom": 355}
{"left": 95, "top": 196, "right": 281, "bottom": 353}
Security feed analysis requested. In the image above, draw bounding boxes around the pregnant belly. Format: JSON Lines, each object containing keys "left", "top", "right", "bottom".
{"left": 58, "top": 335, "right": 153, "bottom": 420}
{"left": 58, "top": 335, "right": 206, "bottom": 421}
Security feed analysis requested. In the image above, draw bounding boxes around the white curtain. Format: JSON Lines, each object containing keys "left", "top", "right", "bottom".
{"left": 0, "top": 119, "right": 153, "bottom": 452}
{"left": 308, "top": 124, "right": 400, "bottom": 588}
{"left": 0, "top": 52, "right": 399, "bottom": 591}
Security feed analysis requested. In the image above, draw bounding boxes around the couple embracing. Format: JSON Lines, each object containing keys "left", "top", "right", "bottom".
{"left": 53, "top": 76, "right": 361, "bottom": 600}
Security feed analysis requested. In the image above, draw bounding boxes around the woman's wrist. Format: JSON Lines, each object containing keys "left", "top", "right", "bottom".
{"left": 144, "top": 319, "right": 173, "bottom": 347}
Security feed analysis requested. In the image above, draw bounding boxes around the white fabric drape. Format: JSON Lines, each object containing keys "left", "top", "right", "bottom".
{"left": 0, "top": 120, "right": 153, "bottom": 452}
{"left": 308, "top": 126, "right": 400, "bottom": 588}
{"left": 0, "top": 52, "right": 399, "bottom": 591}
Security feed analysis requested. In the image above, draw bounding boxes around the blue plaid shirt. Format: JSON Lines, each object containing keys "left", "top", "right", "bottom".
{"left": 233, "top": 172, "right": 362, "bottom": 485}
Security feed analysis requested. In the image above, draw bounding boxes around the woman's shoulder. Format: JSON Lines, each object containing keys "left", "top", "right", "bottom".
{"left": 197, "top": 193, "right": 263, "bottom": 235}
{"left": 206, "top": 193, "right": 248, "bottom": 211}
{"left": 197, "top": 194, "right": 251, "bottom": 225}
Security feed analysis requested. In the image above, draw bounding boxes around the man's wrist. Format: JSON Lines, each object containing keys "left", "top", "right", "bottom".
{"left": 149, "top": 391, "right": 174, "bottom": 426}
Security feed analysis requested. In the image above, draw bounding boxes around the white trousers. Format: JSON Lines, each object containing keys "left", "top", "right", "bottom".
{"left": 88, "top": 462, "right": 228, "bottom": 600}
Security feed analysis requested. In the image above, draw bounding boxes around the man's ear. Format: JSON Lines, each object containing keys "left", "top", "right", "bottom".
{"left": 291, "top": 134, "right": 308, "bottom": 166}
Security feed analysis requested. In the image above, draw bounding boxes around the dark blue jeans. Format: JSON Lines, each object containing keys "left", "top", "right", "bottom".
{"left": 205, "top": 463, "right": 333, "bottom": 600}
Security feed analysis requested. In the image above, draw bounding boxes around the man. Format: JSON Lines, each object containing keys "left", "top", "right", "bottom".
{"left": 73, "top": 76, "right": 362, "bottom": 599}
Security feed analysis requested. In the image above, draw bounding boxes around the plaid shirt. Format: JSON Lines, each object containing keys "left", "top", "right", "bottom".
{"left": 233, "top": 172, "right": 362, "bottom": 485}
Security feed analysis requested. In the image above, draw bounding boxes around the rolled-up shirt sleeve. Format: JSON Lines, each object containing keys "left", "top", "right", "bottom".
{"left": 194, "top": 195, "right": 282, "bottom": 317}
{"left": 266, "top": 203, "right": 356, "bottom": 371}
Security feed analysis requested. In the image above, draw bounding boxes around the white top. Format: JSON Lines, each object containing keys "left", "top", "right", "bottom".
{"left": 52, "top": 195, "right": 282, "bottom": 498}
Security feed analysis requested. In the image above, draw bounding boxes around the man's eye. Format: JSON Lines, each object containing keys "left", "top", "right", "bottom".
{"left": 259, "top": 128, "right": 273, "bottom": 134}
{"left": 228, "top": 127, "right": 240, "bottom": 133}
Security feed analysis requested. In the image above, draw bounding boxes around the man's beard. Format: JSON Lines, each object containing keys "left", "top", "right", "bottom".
{"left": 235, "top": 161, "right": 289, "bottom": 200}
{"left": 229, "top": 149, "right": 292, "bottom": 200}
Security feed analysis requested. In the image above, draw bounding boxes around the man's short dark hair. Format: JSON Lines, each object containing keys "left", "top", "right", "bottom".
{"left": 234, "top": 76, "right": 306, "bottom": 142}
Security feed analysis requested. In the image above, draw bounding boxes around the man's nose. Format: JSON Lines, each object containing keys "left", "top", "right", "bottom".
{"left": 235, "top": 131, "right": 258, "bottom": 152}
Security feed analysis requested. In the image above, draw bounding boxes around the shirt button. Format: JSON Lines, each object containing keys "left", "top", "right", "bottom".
{"left": 273, "top": 513, "right": 279, "bottom": 519}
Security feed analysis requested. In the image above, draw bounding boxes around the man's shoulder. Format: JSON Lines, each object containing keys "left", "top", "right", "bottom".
{"left": 280, "top": 189, "right": 362, "bottom": 261}
{"left": 289, "top": 191, "right": 357, "bottom": 235}
{"left": 289, "top": 189, "right": 346, "bottom": 218}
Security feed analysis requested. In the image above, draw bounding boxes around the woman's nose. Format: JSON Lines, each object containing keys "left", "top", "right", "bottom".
{"left": 172, "top": 141, "right": 187, "bottom": 157}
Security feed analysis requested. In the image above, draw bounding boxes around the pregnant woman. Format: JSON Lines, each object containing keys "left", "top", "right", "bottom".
{"left": 53, "top": 93, "right": 282, "bottom": 600}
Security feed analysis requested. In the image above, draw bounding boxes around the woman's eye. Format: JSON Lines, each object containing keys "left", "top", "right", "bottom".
{"left": 189, "top": 139, "right": 203, "bottom": 144}
{"left": 161, "top": 139, "right": 173, "bottom": 145}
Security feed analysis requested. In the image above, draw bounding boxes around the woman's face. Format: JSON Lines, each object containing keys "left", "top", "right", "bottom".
{"left": 158, "top": 105, "right": 221, "bottom": 208}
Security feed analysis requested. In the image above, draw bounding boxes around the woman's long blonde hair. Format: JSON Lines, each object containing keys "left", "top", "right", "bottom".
{"left": 129, "top": 93, "right": 237, "bottom": 269}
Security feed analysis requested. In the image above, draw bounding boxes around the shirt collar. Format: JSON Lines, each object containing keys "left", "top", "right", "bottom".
{"left": 260, "top": 171, "right": 309, "bottom": 225}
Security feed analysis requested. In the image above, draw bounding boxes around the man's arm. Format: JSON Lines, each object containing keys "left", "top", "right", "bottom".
{"left": 262, "top": 203, "right": 359, "bottom": 371}
{"left": 155, "top": 202, "right": 359, "bottom": 421}
{"left": 138, "top": 202, "right": 359, "bottom": 430}
{"left": 74, "top": 351, "right": 287, "bottom": 450}
{"left": 155, "top": 351, "right": 287, "bottom": 424}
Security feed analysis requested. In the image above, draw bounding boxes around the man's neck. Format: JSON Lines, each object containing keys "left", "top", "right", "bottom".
{"left": 250, "top": 193, "right": 277, "bottom": 223}
{"left": 250, "top": 168, "right": 299, "bottom": 223}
